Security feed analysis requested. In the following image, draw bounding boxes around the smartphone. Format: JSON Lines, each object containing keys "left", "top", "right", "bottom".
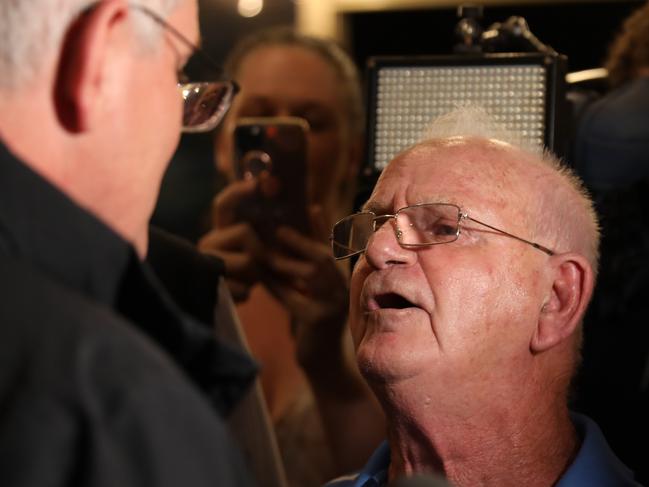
{"left": 233, "top": 116, "right": 310, "bottom": 242}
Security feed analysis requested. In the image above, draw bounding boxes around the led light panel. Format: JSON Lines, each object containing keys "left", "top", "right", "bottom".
{"left": 366, "top": 54, "right": 567, "bottom": 173}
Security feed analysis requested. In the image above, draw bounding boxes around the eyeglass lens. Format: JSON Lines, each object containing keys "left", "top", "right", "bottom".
{"left": 331, "top": 204, "right": 461, "bottom": 259}
{"left": 180, "top": 82, "right": 235, "bottom": 133}
{"left": 397, "top": 204, "right": 460, "bottom": 246}
{"left": 332, "top": 212, "right": 375, "bottom": 258}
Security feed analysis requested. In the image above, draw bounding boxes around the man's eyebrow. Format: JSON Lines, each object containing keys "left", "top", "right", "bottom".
{"left": 410, "top": 196, "right": 460, "bottom": 207}
{"left": 362, "top": 197, "right": 463, "bottom": 213}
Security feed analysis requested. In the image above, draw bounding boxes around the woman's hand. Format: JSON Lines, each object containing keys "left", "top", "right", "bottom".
{"left": 197, "top": 178, "right": 265, "bottom": 302}
{"left": 261, "top": 205, "right": 350, "bottom": 371}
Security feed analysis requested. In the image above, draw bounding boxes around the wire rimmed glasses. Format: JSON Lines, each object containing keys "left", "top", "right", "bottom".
{"left": 330, "top": 202, "right": 554, "bottom": 260}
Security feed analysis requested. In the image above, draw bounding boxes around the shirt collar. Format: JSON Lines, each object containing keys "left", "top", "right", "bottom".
{"left": 557, "top": 413, "right": 637, "bottom": 486}
{"left": 353, "top": 441, "right": 390, "bottom": 486}
{"left": 350, "top": 413, "right": 637, "bottom": 487}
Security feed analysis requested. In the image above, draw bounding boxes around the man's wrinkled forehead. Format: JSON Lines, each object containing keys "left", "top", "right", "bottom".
{"left": 367, "top": 138, "right": 522, "bottom": 210}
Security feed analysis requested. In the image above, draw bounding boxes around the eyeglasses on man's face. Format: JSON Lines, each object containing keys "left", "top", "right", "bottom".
{"left": 330, "top": 202, "right": 554, "bottom": 260}
{"left": 130, "top": 4, "right": 238, "bottom": 132}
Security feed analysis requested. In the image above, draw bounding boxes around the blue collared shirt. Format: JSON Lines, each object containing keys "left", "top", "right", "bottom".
{"left": 325, "top": 414, "right": 640, "bottom": 486}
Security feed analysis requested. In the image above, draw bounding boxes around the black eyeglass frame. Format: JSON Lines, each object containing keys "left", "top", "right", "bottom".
{"left": 330, "top": 202, "right": 554, "bottom": 260}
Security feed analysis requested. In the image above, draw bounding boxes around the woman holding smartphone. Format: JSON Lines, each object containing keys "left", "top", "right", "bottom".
{"left": 198, "top": 28, "right": 384, "bottom": 487}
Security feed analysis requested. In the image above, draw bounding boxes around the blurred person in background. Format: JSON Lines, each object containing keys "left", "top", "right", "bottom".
{"left": 571, "top": 2, "right": 649, "bottom": 483}
{"left": 573, "top": 0, "right": 649, "bottom": 190}
{"left": 198, "top": 28, "right": 385, "bottom": 487}
{"left": 0, "top": 0, "right": 256, "bottom": 485}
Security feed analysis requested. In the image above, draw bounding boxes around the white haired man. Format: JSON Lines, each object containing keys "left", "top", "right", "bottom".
{"left": 327, "top": 114, "right": 639, "bottom": 485}
{"left": 0, "top": 1, "right": 255, "bottom": 485}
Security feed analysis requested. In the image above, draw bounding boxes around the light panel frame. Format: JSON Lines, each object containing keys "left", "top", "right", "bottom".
{"left": 363, "top": 52, "right": 568, "bottom": 177}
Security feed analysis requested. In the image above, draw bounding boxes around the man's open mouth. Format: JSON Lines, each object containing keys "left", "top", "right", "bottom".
{"left": 374, "top": 292, "right": 416, "bottom": 309}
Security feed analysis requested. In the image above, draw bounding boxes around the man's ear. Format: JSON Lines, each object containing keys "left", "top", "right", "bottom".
{"left": 54, "top": 1, "right": 129, "bottom": 133}
{"left": 531, "top": 253, "right": 594, "bottom": 353}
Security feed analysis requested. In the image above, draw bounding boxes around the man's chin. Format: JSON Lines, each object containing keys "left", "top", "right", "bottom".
{"left": 356, "top": 343, "right": 427, "bottom": 386}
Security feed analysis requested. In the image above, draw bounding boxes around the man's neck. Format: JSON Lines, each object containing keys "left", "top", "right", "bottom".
{"left": 378, "top": 373, "right": 578, "bottom": 486}
{"left": 1, "top": 88, "right": 148, "bottom": 259}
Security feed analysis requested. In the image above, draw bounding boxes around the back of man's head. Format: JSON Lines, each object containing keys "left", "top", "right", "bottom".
{"left": 0, "top": 0, "right": 179, "bottom": 90}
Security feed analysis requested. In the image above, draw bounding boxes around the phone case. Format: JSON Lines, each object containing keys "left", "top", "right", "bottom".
{"left": 233, "top": 117, "right": 311, "bottom": 241}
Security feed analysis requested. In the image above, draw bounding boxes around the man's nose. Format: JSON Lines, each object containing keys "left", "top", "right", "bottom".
{"left": 364, "top": 220, "right": 417, "bottom": 269}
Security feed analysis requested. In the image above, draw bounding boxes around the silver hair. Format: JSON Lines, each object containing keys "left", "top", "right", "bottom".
{"left": 0, "top": 0, "right": 180, "bottom": 89}
{"left": 421, "top": 104, "right": 539, "bottom": 153}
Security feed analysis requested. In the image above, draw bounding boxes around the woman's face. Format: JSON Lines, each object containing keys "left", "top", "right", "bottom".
{"left": 216, "top": 44, "right": 359, "bottom": 220}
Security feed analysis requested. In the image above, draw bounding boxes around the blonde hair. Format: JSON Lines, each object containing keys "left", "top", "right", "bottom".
{"left": 224, "top": 26, "right": 364, "bottom": 135}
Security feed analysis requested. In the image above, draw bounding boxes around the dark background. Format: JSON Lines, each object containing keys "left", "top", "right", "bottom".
{"left": 192, "top": 0, "right": 645, "bottom": 72}
{"left": 348, "top": 1, "right": 645, "bottom": 72}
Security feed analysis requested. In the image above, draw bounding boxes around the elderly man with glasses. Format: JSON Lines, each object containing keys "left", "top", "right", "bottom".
{"left": 0, "top": 1, "right": 258, "bottom": 486}
{"left": 326, "top": 109, "right": 639, "bottom": 486}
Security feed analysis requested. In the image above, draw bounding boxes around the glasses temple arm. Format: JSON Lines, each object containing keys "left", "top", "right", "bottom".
{"left": 464, "top": 215, "right": 554, "bottom": 256}
{"left": 130, "top": 4, "right": 225, "bottom": 76}
{"left": 330, "top": 239, "right": 364, "bottom": 260}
